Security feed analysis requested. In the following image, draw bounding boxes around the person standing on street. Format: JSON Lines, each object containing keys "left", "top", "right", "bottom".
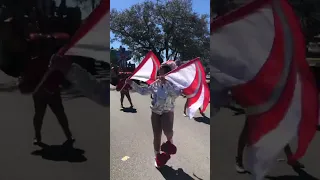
{"left": 126, "top": 62, "right": 180, "bottom": 168}
{"left": 116, "top": 73, "right": 133, "bottom": 108}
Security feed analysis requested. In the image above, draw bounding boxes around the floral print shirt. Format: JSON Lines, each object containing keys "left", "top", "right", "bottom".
{"left": 131, "top": 80, "right": 181, "bottom": 115}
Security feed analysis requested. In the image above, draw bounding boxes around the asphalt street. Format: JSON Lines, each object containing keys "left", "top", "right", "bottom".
{"left": 211, "top": 108, "right": 320, "bottom": 180}
{"left": 0, "top": 70, "right": 110, "bottom": 180}
{"left": 110, "top": 86, "right": 210, "bottom": 180}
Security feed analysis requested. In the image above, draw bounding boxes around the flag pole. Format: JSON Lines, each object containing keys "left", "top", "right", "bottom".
{"left": 32, "top": 54, "right": 58, "bottom": 94}
{"left": 32, "top": 68, "right": 53, "bottom": 94}
{"left": 119, "top": 82, "right": 127, "bottom": 92}
{"left": 118, "top": 74, "right": 131, "bottom": 92}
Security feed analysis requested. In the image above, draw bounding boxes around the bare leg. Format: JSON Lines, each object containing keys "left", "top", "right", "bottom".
{"left": 237, "top": 120, "right": 248, "bottom": 159}
{"left": 32, "top": 93, "right": 48, "bottom": 142}
{"left": 48, "top": 91, "right": 73, "bottom": 140}
{"left": 124, "top": 91, "right": 133, "bottom": 107}
{"left": 120, "top": 92, "right": 124, "bottom": 108}
{"left": 161, "top": 111, "right": 174, "bottom": 142}
{"left": 151, "top": 112, "right": 162, "bottom": 154}
{"left": 160, "top": 111, "right": 177, "bottom": 156}
{"left": 235, "top": 119, "right": 248, "bottom": 172}
{"left": 183, "top": 100, "right": 188, "bottom": 115}
{"left": 199, "top": 108, "right": 205, "bottom": 116}
{"left": 284, "top": 144, "right": 292, "bottom": 158}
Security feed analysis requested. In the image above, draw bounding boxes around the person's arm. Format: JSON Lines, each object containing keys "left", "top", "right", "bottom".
{"left": 130, "top": 81, "right": 153, "bottom": 95}
{"left": 66, "top": 63, "right": 109, "bottom": 106}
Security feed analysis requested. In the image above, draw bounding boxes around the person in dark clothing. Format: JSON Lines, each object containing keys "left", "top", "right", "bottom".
{"left": 32, "top": 71, "right": 74, "bottom": 145}
{"left": 116, "top": 73, "right": 133, "bottom": 108}
{"left": 0, "top": 4, "right": 75, "bottom": 145}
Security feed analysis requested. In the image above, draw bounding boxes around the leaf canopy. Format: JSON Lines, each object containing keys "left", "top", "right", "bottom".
{"left": 110, "top": 0, "right": 209, "bottom": 66}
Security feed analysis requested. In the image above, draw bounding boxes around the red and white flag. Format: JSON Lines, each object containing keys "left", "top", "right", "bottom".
{"left": 166, "top": 58, "right": 210, "bottom": 118}
{"left": 211, "top": 0, "right": 318, "bottom": 179}
{"left": 129, "top": 51, "right": 161, "bottom": 85}
{"left": 58, "top": 0, "right": 110, "bottom": 62}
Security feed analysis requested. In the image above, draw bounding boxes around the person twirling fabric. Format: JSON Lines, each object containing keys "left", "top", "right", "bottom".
{"left": 50, "top": 56, "right": 179, "bottom": 168}
{"left": 126, "top": 62, "right": 181, "bottom": 168}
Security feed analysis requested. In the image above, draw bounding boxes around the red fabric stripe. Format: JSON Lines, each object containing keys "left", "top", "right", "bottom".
{"left": 187, "top": 80, "right": 203, "bottom": 109}
{"left": 167, "top": 58, "right": 200, "bottom": 96}
{"left": 230, "top": 1, "right": 295, "bottom": 145}
{"left": 184, "top": 60, "right": 210, "bottom": 113}
{"left": 280, "top": 0, "right": 318, "bottom": 161}
{"left": 201, "top": 86, "right": 210, "bottom": 113}
{"left": 232, "top": 5, "right": 284, "bottom": 107}
{"left": 247, "top": 62, "right": 296, "bottom": 145}
{"left": 182, "top": 64, "right": 199, "bottom": 96}
{"left": 197, "top": 61, "right": 210, "bottom": 112}
{"left": 146, "top": 57, "right": 159, "bottom": 84}
{"left": 130, "top": 51, "right": 160, "bottom": 84}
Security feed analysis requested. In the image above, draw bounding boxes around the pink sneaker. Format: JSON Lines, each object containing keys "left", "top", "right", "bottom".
{"left": 155, "top": 153, "right": 171, "bottom": 168}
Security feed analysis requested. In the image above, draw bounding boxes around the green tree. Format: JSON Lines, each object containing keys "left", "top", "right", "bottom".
{"left": 110, "top": 0, "right": 209, "bottom": 64}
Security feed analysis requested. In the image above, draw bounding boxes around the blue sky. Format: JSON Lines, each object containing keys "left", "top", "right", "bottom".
{"left": 110, "top": 0, "right": 210, "bottom": 49}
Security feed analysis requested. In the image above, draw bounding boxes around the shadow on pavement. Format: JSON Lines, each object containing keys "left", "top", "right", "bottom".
{"left": 265, "top": 167, "right": 318, "bottom": 180}
{"left": 157, "top": 165, "right": 203, "bottom": 180}
{"left": 120, "top": 107, "right": 137, "bottom": 113}
{"left": 224, "top": 105, "right": 245, "bottom": 116}
{"left": 31, "top": 142, "right": 87, "bottom": 163}
{"left": 193, "top": 116, "right": 210, "bottom": 125}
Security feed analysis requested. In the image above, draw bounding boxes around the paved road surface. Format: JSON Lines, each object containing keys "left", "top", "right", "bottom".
{"left": 0, "top": 70, "right": 110, "bottom": 180}
{"left": 211, "top": 108, "right": 320, "bottom": 180}
{"left": 110, "top": 86, "right": 210, "bottom": 180}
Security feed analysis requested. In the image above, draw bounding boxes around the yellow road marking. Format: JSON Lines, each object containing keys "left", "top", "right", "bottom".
{"left": 121, "top": 156, "right": 130, "bottom": 161}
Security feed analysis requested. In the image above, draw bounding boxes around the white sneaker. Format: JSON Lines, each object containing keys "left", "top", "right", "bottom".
{"left": 235, "top": 163, "right": 245, "bottom": 173}
{"left": 235, "top": 157, "right": 245, "bottom": 173}
{"left": 154, "top": 160, "right": 160, "bottom": 168}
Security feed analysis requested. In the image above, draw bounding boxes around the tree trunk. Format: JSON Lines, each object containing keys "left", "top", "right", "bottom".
{"left": 153, "top": 50, "right": 163, "bottom": 63}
